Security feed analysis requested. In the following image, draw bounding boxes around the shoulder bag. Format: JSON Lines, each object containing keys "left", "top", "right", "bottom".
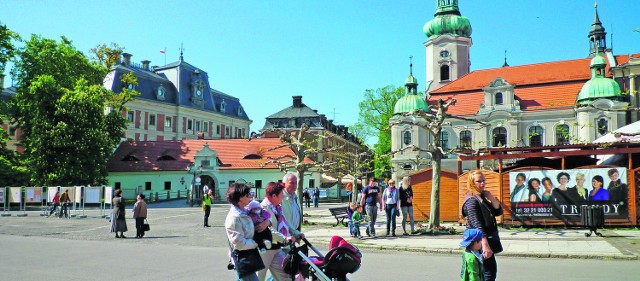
{"left": 226, "top": 239, "right": 265, "bottom": 278}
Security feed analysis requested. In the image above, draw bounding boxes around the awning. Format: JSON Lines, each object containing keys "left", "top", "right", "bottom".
{"left": 320, "top": 174, "right": 355, "bottom": 184}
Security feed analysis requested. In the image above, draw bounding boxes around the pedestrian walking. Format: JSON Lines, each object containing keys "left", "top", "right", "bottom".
{"left": 351, "top": 204, "right": 364, "bottom": 239}
{"left": 111, "top": 189, "right": 128, "bottom": 239}
{"left": 132, "top": 193, "right": 148, "bottom": 238}
{"left": 259, "top": 182, "right": 298, "bottom": 281}
{"left": 312, "top": 186, "right": 320, "bottom": 208}
{"left": 360, "top": 177, "right": 383, "bottom": 237}
{"left": 59, "top": 189, "right": 71, "bottom": 218}
{"left": 225, "top": 183, "right": 267, "bottom": 281}
{"left": 48, "top": 191, "right": 60, "bottom": 217}
{"left": 347, "top": 202, "right": 355, "bottom": 237}
{"left": 303, "top": 187, "right": 311, "bottom": 208}
{"left": 459, "top": 228, "right": 485, "bottom": 281}
{"left": 399, "top": 176, "right": 415, "bottom": 235}
{"left": 382, "top": 179, "right": 400, "bottom": 236}
{"left": 203, "top": 189, "right": 214, "bottom": 227}
{"left": 462, "top": 170, "right": 503, "bottom": 281}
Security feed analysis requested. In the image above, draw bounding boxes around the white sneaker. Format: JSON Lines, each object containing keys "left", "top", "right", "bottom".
{"left": 264, "top": 240, "right": 272, "bottom": 249}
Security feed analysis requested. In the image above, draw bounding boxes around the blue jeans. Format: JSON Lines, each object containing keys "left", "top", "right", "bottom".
{"left": 348, "top": 220, "right": 354, "bottom": 236}
{"left": 365, "top": 205, "right": 377, "bottom": 236}
{"left": 313, "top": 197, "right": 319, "bottom": 207}
{"left": 385, "top": 204, "right": 397, "bottom": 234}
{"left": 353, "top": 224, "right": 361, "bottom": 237}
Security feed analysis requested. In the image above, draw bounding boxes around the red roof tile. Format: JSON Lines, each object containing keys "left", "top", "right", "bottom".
{"left": 428, "top": 55, "right": 633, "bottom": 116}
{"left": 107, "top": 138, "right": 302, "bottom": 172}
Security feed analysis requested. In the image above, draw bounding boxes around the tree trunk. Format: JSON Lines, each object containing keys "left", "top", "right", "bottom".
{"left": 428, "top": 149, "right": 442, "bottom": 229}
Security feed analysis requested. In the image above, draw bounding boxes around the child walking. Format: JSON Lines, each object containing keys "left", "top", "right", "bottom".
{"left": 352, "top": 204, "right": 365, "bottom": 239}
{"left": 459, "top": 228, "right": 484, "bottom": 281}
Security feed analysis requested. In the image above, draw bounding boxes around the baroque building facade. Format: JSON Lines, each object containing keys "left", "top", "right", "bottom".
{"left": 391, "top": 1, "right": 640, "bottom": 180}
{"left": 103, "top": 52, "right": 251, "bottom": 142}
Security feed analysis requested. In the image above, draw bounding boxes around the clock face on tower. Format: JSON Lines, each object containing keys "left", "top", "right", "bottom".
{"left": 193, "top": 80, "right": 204, "bottom": 98}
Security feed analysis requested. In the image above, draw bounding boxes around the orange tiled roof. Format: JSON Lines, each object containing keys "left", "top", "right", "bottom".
{"left": 429, "top": 55, "right": 632, "bottom": 115}
{"left": 107, "top": 138, "right": 303, "bottom": 172}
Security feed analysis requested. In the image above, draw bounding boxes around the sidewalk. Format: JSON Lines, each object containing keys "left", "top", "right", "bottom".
{"left": 301, "top": 203, "right": 640, "bottom": 260}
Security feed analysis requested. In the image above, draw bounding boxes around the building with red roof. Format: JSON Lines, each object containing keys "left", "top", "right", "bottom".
{"left": 106, "top": 137, "right": 320, "bottom": 201}
{"left": 391, "top": 1, "right": 640, "bottom": 177}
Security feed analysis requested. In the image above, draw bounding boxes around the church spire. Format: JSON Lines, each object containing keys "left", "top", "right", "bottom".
{"left": 502, "top": 50, "right": 509, "bottom": 67}
{"left": 588, "top": 2, "right": 607, "bottom": 57}
{"left": 405, "top": 56, "right": 418, "bottom": 94}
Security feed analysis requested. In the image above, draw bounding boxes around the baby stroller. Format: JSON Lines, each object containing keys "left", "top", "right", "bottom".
{"left": 283, "top": 236, "right": 362, "bottom": 281}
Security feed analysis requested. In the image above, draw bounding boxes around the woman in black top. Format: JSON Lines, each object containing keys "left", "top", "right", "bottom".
{"left": 527, "top": 178, "right": 542, "bottom": 203}
{"left": 399, "top": 176, "right": 415, "bottom": 235}
{"left": 462, "top": 170, "right": 503, "bottom": 281}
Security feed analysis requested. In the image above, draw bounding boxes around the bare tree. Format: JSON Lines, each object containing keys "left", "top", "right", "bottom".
{"left": 390, "top": 98, "right": 488, "bottom": 229}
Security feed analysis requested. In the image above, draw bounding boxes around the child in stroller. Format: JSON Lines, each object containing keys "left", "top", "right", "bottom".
{"left": 246, "top": 200, "right": 272, "bottom": 252}
{"left": 283, "top": 236, "right": 362, "bottom": 281}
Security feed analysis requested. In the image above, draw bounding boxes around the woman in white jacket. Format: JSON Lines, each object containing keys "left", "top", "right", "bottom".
{"left": 225, "top": 183, "right": 270, "bottom": 281}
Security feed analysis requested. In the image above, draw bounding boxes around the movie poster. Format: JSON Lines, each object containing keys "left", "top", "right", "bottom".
{"left": 9, "top": 187, "right": 21, "bottom": 203}
{"left": 509, "top": 168, "right": 628, "bottom": 220}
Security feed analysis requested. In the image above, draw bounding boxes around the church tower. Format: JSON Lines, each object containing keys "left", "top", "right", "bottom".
{"left": 423, "top": 0, "right": 472, "bottom": 95}
{"left": 588, "top": 3, "right": 607, "bottom": 57}
{"left": 390, "top": 59, "right": 430, "bottom": 181}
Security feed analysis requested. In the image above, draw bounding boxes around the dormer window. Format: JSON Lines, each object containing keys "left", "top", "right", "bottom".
{"left": 237, "top": 106, "right": 243, "bottom": 117}
{"left": 495, "top": 93, "right": 503, "bottom": 105}
{"left": 440, "top": 50, "right": 449, "bottom": 58}
{"left": 220, "top": 100, "right": 226, "bottom": 113}
{"left": 157, "top": 155, "right": 176, "bottom": 161}
{"left": 201, "top": 160, "right": 211, "bottom": 167}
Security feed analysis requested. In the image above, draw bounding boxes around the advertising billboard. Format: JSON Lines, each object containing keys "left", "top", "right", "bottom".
{"left": 509, "top": 168, "right": 628, "bottom": 220}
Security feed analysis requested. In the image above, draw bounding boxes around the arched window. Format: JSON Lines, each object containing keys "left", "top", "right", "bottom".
{"left": 403, "top": 131, "right": 412, "bottom": 145}
{"left": 460, "top": 130, "right": 472, "bottom": 148}
{"left": 439, "top": 131, "right": 449, "bottom": 150}
{"left": 529, "top": 126, "right": 543, "bottom": 147}
{"left": 492, "top": 127, "right": 507, "bottom": 147}
{"left": 556, "top": 124, "right": 570, "bottom": 145}
{"left": 495, "top": 92, "right": 503, "bottom": 105}
{"left": 440, "top": 65, "right": 450, "bottom": 81}
{"left": 597, "top": 118, "right": 608, "bottom": 136}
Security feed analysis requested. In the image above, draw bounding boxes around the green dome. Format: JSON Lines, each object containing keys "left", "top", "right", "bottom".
{"left": 394, "top": 94, "right": 430, "bottom": 114}
{"left": 576, "top": 77, "right": 622, "bottom": 106}
{"left": 405, "top": 74, "right": 418, "bottom": 85}
{"left": 590, "top": 55, "right": 606, "bottom": 67}
{"left": 423, "top": 14, "right": 472, "bottom": 39}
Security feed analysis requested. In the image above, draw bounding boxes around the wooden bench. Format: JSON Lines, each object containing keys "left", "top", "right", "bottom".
{"left": 328, "top": 207, "right": 349, "bottom": 227}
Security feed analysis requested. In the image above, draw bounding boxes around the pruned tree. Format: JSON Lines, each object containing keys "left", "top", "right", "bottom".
{"left": 259, "top": 124, "right": 345, "bottom": 228}
{"left": 390, "top": 98, "right": 488, "bottom": 229}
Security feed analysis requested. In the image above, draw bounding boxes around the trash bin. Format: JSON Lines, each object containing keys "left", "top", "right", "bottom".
{"left": 580, "top": 205, "right": 604, "bottom": 237}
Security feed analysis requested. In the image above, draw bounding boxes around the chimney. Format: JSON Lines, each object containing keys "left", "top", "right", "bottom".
{"left": 122, "top": 53, "right": 132, "bottom": 66}
{"left": 313, "top": 109, "right": 318, "bottom": 113}
{"left": 141, "top": 60, "right": 151, "bottom": 70}
{"left": 292, "top": 96, "right": 302, "bottom": 108}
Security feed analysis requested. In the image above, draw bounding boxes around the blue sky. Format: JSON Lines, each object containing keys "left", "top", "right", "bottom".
{"left": 2, "top": 0, "right": 639, "bottom": 144}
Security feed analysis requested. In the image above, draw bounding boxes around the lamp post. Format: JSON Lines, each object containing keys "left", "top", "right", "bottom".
{"left": 187, "top": 163, "right": 195, "bottom": 206}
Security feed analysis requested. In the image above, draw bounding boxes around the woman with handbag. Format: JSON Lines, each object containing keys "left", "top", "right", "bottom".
{"left": 110, "top": 189, "right": 128, "bottom": 239}
{"left": 462, "top": 170, "right": 503, "bottom": 281}
{"left": 399, "top": 176, "right": 415, "bottom": 235}
{"left": 133, "top": 193, "right": 148, "bottom": 238}
{"left": 258, "top": 182, "right": 298, "bottom": 281}
{"left": 225, "top": 183, "right": 269, "bottom": 281}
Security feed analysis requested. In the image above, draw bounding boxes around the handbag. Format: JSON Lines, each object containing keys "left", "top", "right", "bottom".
{"left": 486, "top": 231, "right": 503, "bottom": 254}
{"left": 142, "top": 219, "right": 150, "bottom": 231}
{"left": 231, "top": 248, "right": 265, "bottom": 278}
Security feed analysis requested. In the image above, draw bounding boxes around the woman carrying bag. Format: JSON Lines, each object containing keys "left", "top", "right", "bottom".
{"left": 462, "top": 170, "right": 503, "bottom": 281}
{"left": 225, "top": 183, "right": 269, "bottom": 281}
{"left": 133, "top": 193, "right": 148, "bottom": 238}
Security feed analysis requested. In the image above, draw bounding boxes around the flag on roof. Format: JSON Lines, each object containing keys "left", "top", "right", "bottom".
{"left": 160, "top": 49, "right": 165, "bottom": 54}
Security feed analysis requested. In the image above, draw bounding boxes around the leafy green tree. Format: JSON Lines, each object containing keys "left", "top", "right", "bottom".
{"left": 90, "top": 42, "right": 124, "bottom": 69}
{"left": 9, "top": 35, "right": 136, "bottom": 185}
{"left": 357, "top": 85, "right": 404, "bottom": 177}
{"left": 0, "top": 22, "right": 19, "bottom": 77}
